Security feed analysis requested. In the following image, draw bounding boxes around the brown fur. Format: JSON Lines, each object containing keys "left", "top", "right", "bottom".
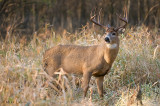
{"left": 43, "top": 32, "right": 119, "bottom": 97}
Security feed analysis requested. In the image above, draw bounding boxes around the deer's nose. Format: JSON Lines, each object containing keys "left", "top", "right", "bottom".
{"left": 105, "top": 37, "right": 110, "bottom": 43}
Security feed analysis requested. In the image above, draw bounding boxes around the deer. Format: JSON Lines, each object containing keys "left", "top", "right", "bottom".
{"left": 43, "top": 13, "right": 128, "bottom": 98}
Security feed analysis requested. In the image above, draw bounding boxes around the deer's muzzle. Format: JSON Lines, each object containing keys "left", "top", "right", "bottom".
{"left": 105, "top": 37, "right": 110, "bottom": 43}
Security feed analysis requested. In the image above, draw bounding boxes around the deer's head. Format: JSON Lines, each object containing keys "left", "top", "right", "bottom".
{"left": 90, "top": 13, "right": 128, "bottom": 48}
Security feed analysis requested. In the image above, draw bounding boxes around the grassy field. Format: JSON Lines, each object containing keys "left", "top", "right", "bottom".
{"left": 0, "top": 25, "right": 160, "bottom": 106}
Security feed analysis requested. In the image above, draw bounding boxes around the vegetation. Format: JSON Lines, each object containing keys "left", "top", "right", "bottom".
{"left": 0, "top": 0, "right": 160, "bottom": 39}
{"left": 0, "top": 25, "right": 159, "bottom": 105}
{"left": 0, "top": 0, "right": 160, "bottom": 105}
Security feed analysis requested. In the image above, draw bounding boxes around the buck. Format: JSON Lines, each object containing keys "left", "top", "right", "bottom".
{"left": 43, "top": 13, "right": 128, "bottom": 97}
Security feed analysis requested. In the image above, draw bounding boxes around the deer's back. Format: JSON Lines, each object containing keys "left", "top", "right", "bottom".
{"left": 43, "top": 45, "right": 107, "bottom": 74}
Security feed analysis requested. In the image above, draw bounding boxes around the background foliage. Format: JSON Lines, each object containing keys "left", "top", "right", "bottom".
{"left": 0, "top": 0, "right": 160, "bottom": 39}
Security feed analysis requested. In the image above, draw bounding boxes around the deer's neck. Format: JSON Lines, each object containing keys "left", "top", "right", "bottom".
{"left": 103, "top": 43, "right": 119, "bottom": 65}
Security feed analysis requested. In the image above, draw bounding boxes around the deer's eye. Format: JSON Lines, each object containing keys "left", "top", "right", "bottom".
{"left": 112, "top": 32, "right": 116, "bottom": 35}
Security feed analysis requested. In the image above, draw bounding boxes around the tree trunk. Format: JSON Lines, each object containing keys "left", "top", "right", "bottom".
{"left": 138, "top": 0, "right": 140, "bottom": 25}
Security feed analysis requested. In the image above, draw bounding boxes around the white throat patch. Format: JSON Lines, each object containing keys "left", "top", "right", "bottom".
{"left": 106, "top": 43, "right": 118, "bottom": 49}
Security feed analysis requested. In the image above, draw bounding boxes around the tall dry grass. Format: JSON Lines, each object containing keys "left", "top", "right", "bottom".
{"left": 0, "top": 25, "right": 159, "bottom": 105}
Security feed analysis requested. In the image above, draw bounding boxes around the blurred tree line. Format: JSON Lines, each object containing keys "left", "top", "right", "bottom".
{"left": 0, "top": 0, "right": 159, "bottom": 39}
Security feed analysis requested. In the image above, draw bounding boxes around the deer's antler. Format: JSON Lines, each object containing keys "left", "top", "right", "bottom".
{"left": 90, "top": 14, "right": 108, "bottom": 30}
{"left": 114, "top": 12, "right": 128, "bottom": 31}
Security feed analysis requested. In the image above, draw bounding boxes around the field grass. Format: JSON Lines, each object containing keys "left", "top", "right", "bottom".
{"left": 0, "top": 25, "right": 160, "bottom": 106}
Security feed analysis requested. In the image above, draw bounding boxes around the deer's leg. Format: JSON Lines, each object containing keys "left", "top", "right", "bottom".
{"left": 96, "top": 76, "right": 104, "bottom": 98}
{"left": 82, "top": 72, "right": 92, "bottom": 98}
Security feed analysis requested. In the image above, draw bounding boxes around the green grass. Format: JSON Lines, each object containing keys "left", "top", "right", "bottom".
{"left": 0, "top": 25, "right": 160, "bottom": 105}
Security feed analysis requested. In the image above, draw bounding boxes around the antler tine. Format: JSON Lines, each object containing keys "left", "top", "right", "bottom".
{"left": 90, "top": 13, "right": 108, "bottom": 30}
{"left": 115, "top": 13, "right": 128, "bottom": 31}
